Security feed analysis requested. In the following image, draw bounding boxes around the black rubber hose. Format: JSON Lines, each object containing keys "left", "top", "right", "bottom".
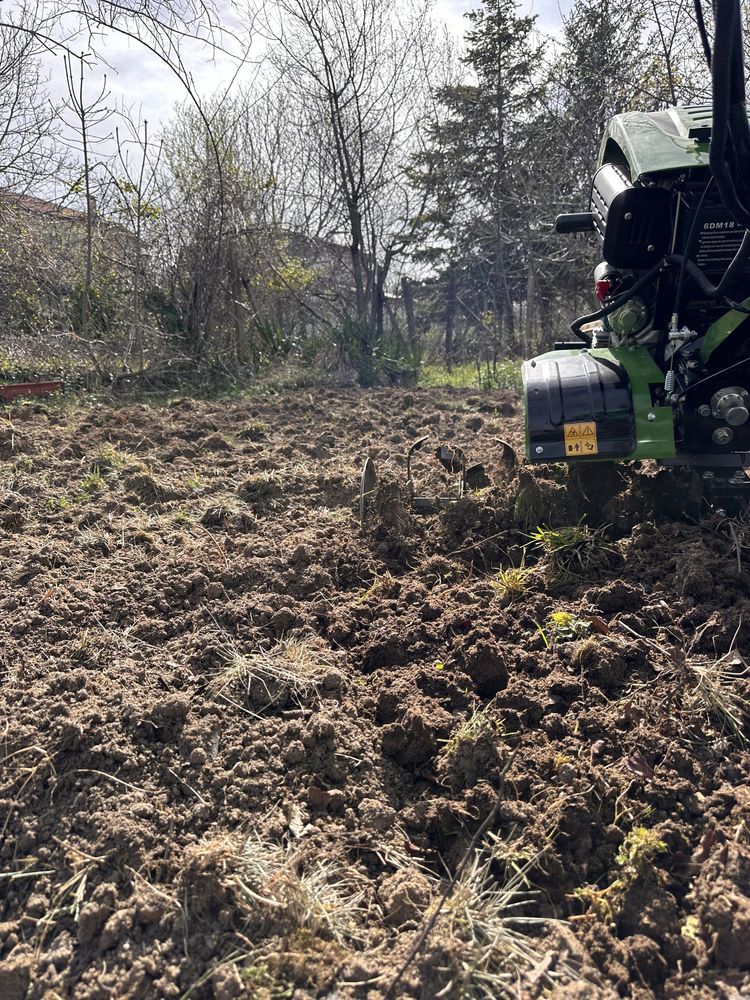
{"left": 573, "top": 226, "right": 750, "bottom": 346}
{"left": 570, "top": 260, "right": 666, "bottom": 341}
{"left": 710, "top": 3, "right": 750, "bottom": 229}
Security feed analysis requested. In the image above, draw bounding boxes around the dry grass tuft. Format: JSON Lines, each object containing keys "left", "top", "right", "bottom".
{"left": 90, "top": 444, "right": 139, "bottom": 475}
{"left": 438, "top": 705, "right": 503, "bottom": 766}
{"left": 239, "top": 836, "right": 368, "bottom": 944}
{"left": 237, "top": 422, "right": 269, "bottom": 442}
{"left": 183, "top": 833, "right": 367, "bottom": 945}
{"left": 442, "top": 833, "right": 581, "bottom": 997}
{"left": 200, "top": 498, "right": 255, "bottom": 530}
{"left": 239, "top": 472, "right": 283, "bottom": 508}
{"left": 208, "top": 636, "right": 337, "bottom": 708}
{"left": 688, "top": 647, "right": 749, "bottom": 742}
{"left": 123, "top": 469, "right": 165, "bottom": 504}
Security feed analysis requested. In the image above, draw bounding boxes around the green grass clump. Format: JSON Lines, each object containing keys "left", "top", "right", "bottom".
{"left": 529, "top": 522, "right": 615, "bottom": 580}
{"left": 572, "top": 825, "right": 667, "bottom": 924}
{"left": 439, "top": 705, "right": 504, "bottom": 764}
{"left": 80, "top": 469, "right": 104, "bottom": 494}
{"left": 615, "top": 827, "right": 667, "bottom": 878}
{"left": 46, "top": 495, "right": 69, "bottom": 512}
{"left": 90, "top": 444, "right": 134, "bottom": 475}
{"left": 237, "top": 422, "right": 269, "bottom": 442}
{"left": 491, "top": 566, "right": 531, "bottom": 602}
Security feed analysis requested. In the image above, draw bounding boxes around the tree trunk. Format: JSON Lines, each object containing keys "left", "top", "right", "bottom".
{"left": 525, "top": 259, "right": 536, "bottom": 354}
{"left": 445, "top": 266, "right": 457, "bottom": 369}
{"left": 401, "top": 275, "right": 417, "bottom": 346}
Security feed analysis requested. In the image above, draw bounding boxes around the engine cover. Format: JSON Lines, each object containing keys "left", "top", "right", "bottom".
{"left": 523, "top": 350, "right": 636, "bottom": 462}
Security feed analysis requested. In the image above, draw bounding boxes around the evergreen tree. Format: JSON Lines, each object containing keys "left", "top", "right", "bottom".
{"left": 414, "top": 0, "right": 546, "bottom": 358}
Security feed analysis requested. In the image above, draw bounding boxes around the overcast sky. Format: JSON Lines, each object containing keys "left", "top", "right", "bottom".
{"left": 38, "top": 0, "right": 572, "bottom": 173}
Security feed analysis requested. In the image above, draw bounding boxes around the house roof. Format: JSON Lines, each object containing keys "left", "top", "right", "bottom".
{"left": 0, "top": 189, "right": 87, "bottom": 221}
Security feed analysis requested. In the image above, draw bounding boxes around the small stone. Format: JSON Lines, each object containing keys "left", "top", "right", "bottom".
{"left": 135, "top": 899, "right": 161, "bottom": 925}
{"left": 25, "top": 894, "right": 48, "bottom": 918}
{"left": 311, "top": 717, "right": 336, "bottom": 741}
{"left": 284, "top": 740, "right": 306, "bottom": 765}
{"left": 189, "top": 747, "right": 208, "bottom": 766}
{"left": 359, "top": 797, "right": 396, "bottom": 831}
{"left": 290, "top": 544, "right": 311, "bottom": 565}
{"left": 328, "top": 789, "right": 346, "bottom": 814}
{"left": 99, "top": 909, "right": 133, "bottom": 951}
{"left": 380, "top": 869, "right": 432, "bottom": 926}
{"left": 270, "top": 608, "right": 297, "bottom": 633}
{"left": 212, "top": 961, "right": 244, "bottom": 999}
{"left": 307, "top": 785, "right": 330, "bottom": 809}
{"left": 155, "top": 695, "right": 190, "bottom": 721}
{"left": 557, "top": 763, "right": 577, "bottom": 785}
{"left": 322, "top": 669, "right": 343, "bottom": 691}
{"left": 0, "top": 954, "right": 31, "bottom": 1000}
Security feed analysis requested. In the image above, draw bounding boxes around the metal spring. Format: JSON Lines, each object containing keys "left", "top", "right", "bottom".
{"left": 664, "top": 370, "right": 676, "bottom": 393}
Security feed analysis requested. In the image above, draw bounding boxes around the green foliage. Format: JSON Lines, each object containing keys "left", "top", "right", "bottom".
{"left": 330, "top": 315, "right": 420, "bottom": 387}
{"left": 115, "top": 178, "right": 161, "bottom": 220}
{"left": 255, "top": 318, "right": 292, "bottom": 359}
{"left": 419, "top": 359, "right": 522, "bottom": 390}
{"left": 46, "top": 495, "right": 70, "bottom": 512}
{"left": 237, "top": 422, "right": 269, "bottom": 442}
{"left": 91, "top": 445, "right": 133, "bottom": 475}
{"left": 80, "top": 470, "right": 104, "bottom": 494}
{"left": 615, "top": 827, "right": 667, "bottom": 879}
{"left": 546, "top": 611, "right": 591, "bottom": 643}
{"left": 66, "top": 275, "right": 127, "bottom": 335}
{"left": 262, "top": 256, "right": 318, "bottom": 295}
{"left": 573, "top": 825, "right": 667, "bottom": 924}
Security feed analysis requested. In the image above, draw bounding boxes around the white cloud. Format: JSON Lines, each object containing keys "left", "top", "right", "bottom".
{"left": 37, "top": 0, "right": 573, "bottom": 168}
{"left": 433, "top": 0, "right": 571, "bottom": 36}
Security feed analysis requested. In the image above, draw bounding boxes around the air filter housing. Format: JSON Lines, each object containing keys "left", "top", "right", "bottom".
{"left": 590, "top": 164, "right": 671, "bottom": 269}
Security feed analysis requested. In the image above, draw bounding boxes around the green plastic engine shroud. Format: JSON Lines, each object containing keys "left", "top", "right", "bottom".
{"left": 522, "top": 347, "right": 676, "bottom": 463}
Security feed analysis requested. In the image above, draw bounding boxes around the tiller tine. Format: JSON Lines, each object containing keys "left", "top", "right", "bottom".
{"left": 359, "top": 456, "right": 377, "bottom": 526}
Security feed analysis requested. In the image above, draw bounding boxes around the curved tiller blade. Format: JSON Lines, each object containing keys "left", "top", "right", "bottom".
{"left": 359, "top": 456, "right": 377, "bottom": 526}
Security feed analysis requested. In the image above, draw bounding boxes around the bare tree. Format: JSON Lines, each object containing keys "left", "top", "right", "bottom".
{"left": 0, "top": 7, "right": 62, "bottom": 189}
{"left": 266, "top": 0, "right": 442, "bottom": 355}
{"left": 63, "top": 53, "right": 113, "bottom": 340}
{"left": 110, "top": 114, "right": 163, "bottom": 371}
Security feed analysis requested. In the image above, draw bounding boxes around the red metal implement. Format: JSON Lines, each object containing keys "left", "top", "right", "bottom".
{"left": 0, "top": 381, "right": 62, "bottom": 401}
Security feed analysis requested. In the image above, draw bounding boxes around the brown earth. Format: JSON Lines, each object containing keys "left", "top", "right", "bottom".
{"left": 0, "top": 384, "right": 749, "bottom": 999}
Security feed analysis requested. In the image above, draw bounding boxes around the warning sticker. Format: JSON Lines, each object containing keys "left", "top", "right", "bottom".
{"left": 563, "top": 421, "right": 598, "bottom": 456}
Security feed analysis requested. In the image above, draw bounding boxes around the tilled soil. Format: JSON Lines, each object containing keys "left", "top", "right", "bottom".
{"left": 1, "top": 385, "right": 749, "bottom": 999}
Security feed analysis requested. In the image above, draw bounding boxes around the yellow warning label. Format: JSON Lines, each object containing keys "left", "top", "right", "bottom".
{"left": 563, "top": 421, "right": 598, "bottom": 456}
